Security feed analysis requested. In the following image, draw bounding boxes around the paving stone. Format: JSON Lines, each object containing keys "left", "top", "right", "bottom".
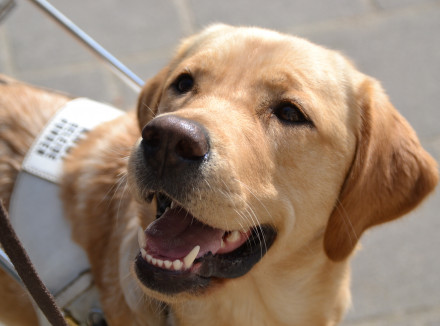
{"left": 18, "top": 66, "right": 111, "bottom": 103}
{"left": 375, "top": 0, "right": 440, "bottom": 10}
{"left": 2, "top": 0, "right": 92, "bottom": 71}
{"left": 187, "top": 0, "right": 370, "bottom": 31}
{"left": 0, "top": 28, "right": 12, "bottom": 74}
{"left": 342, "top": 189, "right": 440, "bottom": 325}
{"left": 343, "top": 305, "right": 440, "bottom": 326}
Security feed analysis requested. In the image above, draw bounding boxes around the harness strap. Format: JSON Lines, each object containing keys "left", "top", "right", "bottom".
{"left": 0, "top": 200, "right": 68, "bottom": 326}
{"left": 1, "top": 98, "right": 123, "bottom": 325}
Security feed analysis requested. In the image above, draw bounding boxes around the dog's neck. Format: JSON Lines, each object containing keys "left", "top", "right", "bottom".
{"left": 166, "top": 237, "right": 351, "bottom": 326}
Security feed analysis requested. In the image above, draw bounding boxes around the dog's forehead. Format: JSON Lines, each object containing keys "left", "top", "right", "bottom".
{"left": 174, "top": 27, "right": 350, "bottom": 95}
{"left": 162, "top": 26, "right": 361, "bottom": 142}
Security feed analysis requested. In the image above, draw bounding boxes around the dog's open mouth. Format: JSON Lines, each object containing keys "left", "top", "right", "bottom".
{"left": 134, "top": 192, "right": 277, "bottom": 294}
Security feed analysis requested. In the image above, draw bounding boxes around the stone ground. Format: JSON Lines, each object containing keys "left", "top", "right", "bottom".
{"left": 0, "top": 0, "right": 439, "bottom": 325}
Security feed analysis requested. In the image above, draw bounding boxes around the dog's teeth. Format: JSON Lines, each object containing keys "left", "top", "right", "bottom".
{"left": 173, "top": 259, "right": 183, "bottom": 271}
{"left": 170, "top": 201, "right": 176, "bottom": 209}
{"left": 183, "top": 245, "right": 200, "bottom": 269}
{"left": 146, "top": 254, "right": 153, "bottom": 263}
{"left": 220, "top": 239, "right": 225, "bottom": 248}
{"left": 164, "top": 207, "right": 170, "bottom": 213}
{"left": 226, "top": 230, "right": 241, "bottom": 243}
{"left": 164, "top": 260, "right": 172, "bottom": 269}
{"left": 141, "top": 245, "right": 197, "bottom": 271}
{"left": 138, "top": 227, "right": 147, "bottom": 249}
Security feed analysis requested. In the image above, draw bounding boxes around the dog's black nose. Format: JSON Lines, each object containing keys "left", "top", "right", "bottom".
{"left": 141, "top": 115, "right": 210, "bottom": 175}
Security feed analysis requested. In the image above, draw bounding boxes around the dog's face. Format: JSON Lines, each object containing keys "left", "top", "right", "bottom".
{"left": 128, "top": 25, "right": 437, "bottom": 302}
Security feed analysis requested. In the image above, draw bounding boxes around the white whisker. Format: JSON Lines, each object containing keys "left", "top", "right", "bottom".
{"left": 140, "top": 101, "right": 157, "bottom": 118}
{"left": 334, "top": 198, "right": 358, "bottom": 245}
{"left": 232, "top": 178, "right": 273, "bottom": 257}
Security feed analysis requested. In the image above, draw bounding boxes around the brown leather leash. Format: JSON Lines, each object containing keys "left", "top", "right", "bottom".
{"left": 0, "top": 200, "right": 68, "bottom": 326}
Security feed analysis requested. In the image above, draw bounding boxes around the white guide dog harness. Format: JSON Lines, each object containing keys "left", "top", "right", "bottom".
{"left": 8, "top": 98, "right": 124, "bottom": 325}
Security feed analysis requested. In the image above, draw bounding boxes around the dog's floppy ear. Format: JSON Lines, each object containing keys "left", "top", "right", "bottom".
{"left": 137, "top": 67, "right": 169, "bottom": 131}
{"left": 324, "top": 78, "right": 438, "bottom": 261}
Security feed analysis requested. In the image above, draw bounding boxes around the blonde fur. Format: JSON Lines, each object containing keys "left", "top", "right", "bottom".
{"left": 0, "top": 25, "right": 437, "bottom": 326}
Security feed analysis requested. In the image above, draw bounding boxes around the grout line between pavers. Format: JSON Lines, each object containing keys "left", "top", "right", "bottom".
{"left": 367, "top": 0, "right": 383, "bottom": 12}
{"left": 172, "top": 0, "right": 195, "bottom": 36}
{"left": 15, "top": 60, "right": 101, "bottom": 80}
{"left": 12, "top": 44, "right": 174, "bottom": 81}
{"left": 101, "top": 66, "right": 137, "bottom": 110}
{"left": 120, "top": 47, "right": 175, "bottom": 66}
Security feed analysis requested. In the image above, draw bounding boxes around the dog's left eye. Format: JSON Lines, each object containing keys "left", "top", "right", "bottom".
{"left": 273, "top": 103, "right": 310, "bottom": 125}
{"left": 173, "top": 74, "right": 194, "bottom": 94}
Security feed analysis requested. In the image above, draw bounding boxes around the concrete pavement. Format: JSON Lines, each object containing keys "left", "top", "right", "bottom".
{"left": 1, "top": 0, "right": 439, "bottom": 325}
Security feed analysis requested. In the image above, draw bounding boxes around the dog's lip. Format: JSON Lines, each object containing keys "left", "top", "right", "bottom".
{"left": 135, "top": 225, "right": 277, "bottom": 294}
{"left": 134, "top": 194, "right": 277, "bottom": 294}
{"left": 139, "top": 203, "right": 253, "bottom": 267}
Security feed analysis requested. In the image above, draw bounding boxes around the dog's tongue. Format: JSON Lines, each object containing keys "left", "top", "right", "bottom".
{"left": 145, "top": 207, "right": 225, "bottom": 260}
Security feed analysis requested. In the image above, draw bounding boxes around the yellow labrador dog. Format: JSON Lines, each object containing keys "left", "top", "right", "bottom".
{"left": 0, "top": 25, "right": 438, "bottom": 326}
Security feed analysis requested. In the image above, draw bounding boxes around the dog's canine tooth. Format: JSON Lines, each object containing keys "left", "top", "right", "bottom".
{"left": 220, "top": 238, "right": 225, "bottom": 248}
{"left": 183, "top": 245, "right": 200, "bottom": 269}
{"left": 164, "top": 207, "right": 170, "bottom": 213}
{"left": 164, "top": 260, "right": 172, "bottom": 269}
{"left": 173, "top": 259, "right": 183, "bottom": 271}
{"left": 146, "top": 254, "right": 153, "bottom": 263}
{"left": 138, "top": 227, "right": 147, "bottom": 249}
{"left": 225, "top": 230, "right": 241, "bottom": 243}
{"left": 141, "top": 248, "right": 147, "bottom": 260}
{"left": 170, "top": 201, "right": 176, "bottom": 209}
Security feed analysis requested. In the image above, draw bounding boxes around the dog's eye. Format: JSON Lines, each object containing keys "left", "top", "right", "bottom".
{"left": 173, "top": 74, "right": 194, "bottom": 94}
{"left": 273, "top": 103, "right": 310, "bottom": 125}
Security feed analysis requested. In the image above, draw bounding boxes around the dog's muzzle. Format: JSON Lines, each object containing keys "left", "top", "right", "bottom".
{"left": 132, "top": 114, "right": 277, "bottom": 295}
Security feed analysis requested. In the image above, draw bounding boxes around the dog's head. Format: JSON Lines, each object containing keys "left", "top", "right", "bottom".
{"left": 128, "top": 25, "right": 438, "bottom": 301}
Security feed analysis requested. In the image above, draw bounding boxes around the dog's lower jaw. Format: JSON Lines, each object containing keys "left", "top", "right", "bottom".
{"left": 143, "top": 229, "right": 351, "bottom": 326}
{"left": 167, "top": 252, "right": 351, "bottom": 326}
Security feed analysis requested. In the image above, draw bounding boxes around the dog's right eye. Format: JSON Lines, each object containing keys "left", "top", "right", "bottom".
{"left": 273, "top": 102, "right": 311, "bottom": 126}
{"left": 173, "top": 74, "right": 194, "bottom": 94}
